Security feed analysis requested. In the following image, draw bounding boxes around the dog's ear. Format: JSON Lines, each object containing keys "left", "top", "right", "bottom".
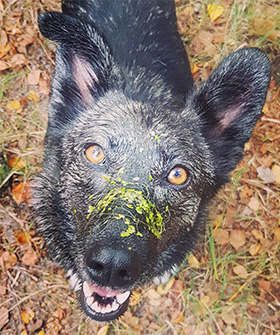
{"left": 39, "top": 12, "right": 117, "bottom": 106}
{"left": 193, "top": 48, "right": 271, "bottom": 184}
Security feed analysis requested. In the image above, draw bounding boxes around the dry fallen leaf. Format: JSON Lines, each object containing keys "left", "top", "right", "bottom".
{"left": 259, "top": 279, "right": 271, "bottom": 293}
{"left": 28, "top": 70, "right": 40, "bottom": 86}
{"left": 207, "top": 4, "right": 224, "bottom": 22}
{"left": 188, "top": 253, "right": 200, "bottom": 268}
{"left": 256, "top": 166, "right": 276, "bottom": 183}
{"left": 229, "top": 230, "right": 246, "bottom": 251}
{"left": 21, "top": 307, "right": 35, "bottom": 324}
{"left": 7, "top": 154, "right": 26, "bottom": 170}
{"left": 274, "top": 227, "right": 280, "bottom": 241}
{"left": 0, "top": 307, "right": 9, "bottom": 329}
{"left": 251, "top": 229, "right": 263, "bottom": 240}
{"left": 221, "top": 308, "right": 236, "bottom": 325}
{"left": 21, "top": 247, "right": 38, "bottom": 266}
{"left": 271, "top": 164, "right": 280, "bottom": 183}
{"left": 247, "top": 197, "right": 259, "bottom": 212}
{"left": 28, "top": 89, "right": 40, "bottom": 102}
{"left": 0, "top": 251, "right": 17, "bottom": 270}
{"left": 97, "top": 325, "right": 109, "bottom": 335}
{"left": 171, "top": 310, "right": 184, "bottom": 324}
{"left": 249, "top": 243, "right": 262, "bottom": 256}
{"left": 12, "top": 181, "right": 32, "bottom": 205}
{"left": 16, "top": 231, "right": 30, "bottom": 245}
{"left": 157, "top": 276, "right": 175, "bottom": 295}
{"left": 6, "top": 100, "right": 22, "bottom": 111}
{"left": 233, "top": 265, "right": 248, "bottom": 279}
{"left": 212, "top": 229, "right": 229, "bottom": 245}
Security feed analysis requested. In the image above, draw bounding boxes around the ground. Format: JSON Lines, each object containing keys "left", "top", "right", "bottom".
{"left": 0, "top": 0, "right": 280, "bottom": 334}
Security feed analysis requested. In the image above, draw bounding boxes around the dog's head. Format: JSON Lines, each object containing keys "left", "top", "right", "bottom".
{"left": 35, "top": 12, "right": 270, "bottom": 321}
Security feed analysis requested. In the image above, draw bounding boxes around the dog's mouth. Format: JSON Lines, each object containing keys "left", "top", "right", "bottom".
{"left": 80, "top": 281, "right": 131, "bottom": 321}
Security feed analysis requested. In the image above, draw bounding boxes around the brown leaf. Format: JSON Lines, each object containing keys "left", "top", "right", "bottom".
{"left": 221, "top": 308, "right": 236, "bottom": 325}
{"left": 212, "top": 229, "right": 229, "bottom": 245}
{"left": 0, "top": 59, "right": 9, "bottom": 70}
{"left": 12, "top": 181, "right": 32, "bottom": 205}
{"left": 259, "top": 279, "right": 271, "bottom": 293}
{"left": 274, "top": 227, "right": 280, "bottom": 241}
{"left": 28, "top": 70, "right": 40, "bottom": 86}
{"left": 233, "top": 265, "right": 248, "bottom": 279}
{"left": 229, "top": 230, "right": 246, "bottom": 251}
{"left": 251, "top": 229, "right": 263, "bottom": 240}
{"left": 0, "top": 251, "right": 17, "bottom": 270}
{"left": 10, "top": 53, "right": 26, "bottom": 67}
{"left": 0, "top": 307, "right": 9, "bottom": 329}
{"left": 0, "top": 284, "right": 7, "bottom": 295}
{"left": 247, "top": 197, "right": 259, "bottom": 211}
{"left": 256, "top": 166, "right": 276, "bottom": 183}
{"left": 272, "top": 165, "right": 280, "bottom": 183}
{"left": 21, "top": 247, "right": 38, "bottom": 266}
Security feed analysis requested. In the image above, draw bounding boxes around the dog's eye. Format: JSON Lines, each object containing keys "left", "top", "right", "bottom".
{"left": 85, "top": 145, "right": 105, "bottom": 164}
{"left": 168, "top": 166, "right": 188, "bottom": 185}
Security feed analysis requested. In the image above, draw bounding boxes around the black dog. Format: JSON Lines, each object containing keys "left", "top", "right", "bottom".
{"left": 34, "top": 0, "right": 271, "bottom": 322}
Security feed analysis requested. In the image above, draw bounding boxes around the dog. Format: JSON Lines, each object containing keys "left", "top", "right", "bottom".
{"left": 34, "top": 0, "right": 271, "bottom": 322}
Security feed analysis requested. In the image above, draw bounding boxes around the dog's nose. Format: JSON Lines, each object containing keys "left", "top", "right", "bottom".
{"left": 86, "top": 248, "right": 141, "bottom": 288}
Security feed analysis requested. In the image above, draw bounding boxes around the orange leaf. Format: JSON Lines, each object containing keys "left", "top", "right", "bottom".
{"left": 12, "top": 181, "right": 32, "bottom": 205}
{"left": 21, "top": 307, "right": 35, "bottom": 324}
{"left": 16, "top": 231, "right": 30, "bottom": 245}
{"left": 7, "top": 154, "right": 26, "bottom": 170}
{"left": 274, "top": 227, "right": 280, "bottom": 241}
{"left": 172, "top": 310, "right": 184, "bottom": 324}
{"left": 259, "top": 279, "right": 271, "bottom": 293}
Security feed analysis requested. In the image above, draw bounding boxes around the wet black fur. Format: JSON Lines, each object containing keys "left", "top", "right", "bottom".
{"left": 34, "top": 0, "right": 271, "bottom": 321}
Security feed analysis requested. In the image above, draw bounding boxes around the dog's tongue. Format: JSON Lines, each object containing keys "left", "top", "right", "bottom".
{"left": 92, "top": 284, "right": 122, "bottom": 298}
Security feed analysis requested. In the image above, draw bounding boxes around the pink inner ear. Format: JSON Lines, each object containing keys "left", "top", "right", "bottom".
{"left": 212, "top": 102, "right": 245, "bottom": 136}
{"left": 73, "top": 55, "right": 99, "bottom": 105}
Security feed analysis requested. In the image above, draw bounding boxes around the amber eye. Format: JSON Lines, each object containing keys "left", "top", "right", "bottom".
{"left": 85, "top": 145, "right": 105, "bottom": 164}
{"left": 168, "top": 166, "right": 188, "bottom": 185}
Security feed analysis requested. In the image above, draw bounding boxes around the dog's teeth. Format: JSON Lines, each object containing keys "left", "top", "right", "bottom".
{"left": 83, "top": 282, "right": 93, "bottom": 297}
{"left": 116, "top": 291, "right": 130, "bottom": 305}
{"left": 87, "top": 296, "right": 94, "bottom": 306}
{"left": 91, "top": 301, "right": 101, "bottom": 313}
{"left": 111, "top": 301, "right": 119, "bottom": 311}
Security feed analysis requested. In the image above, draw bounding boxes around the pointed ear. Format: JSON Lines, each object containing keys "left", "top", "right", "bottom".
{"left": 38, "top": 12, "right": 117, "bottom": 107}
{"left": 194, "top": 48, "right": 271, "bottom": 182}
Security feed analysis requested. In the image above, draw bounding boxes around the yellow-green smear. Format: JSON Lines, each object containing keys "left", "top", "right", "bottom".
{"left": 87, "top": 177, "right": 164, "bottom": 239}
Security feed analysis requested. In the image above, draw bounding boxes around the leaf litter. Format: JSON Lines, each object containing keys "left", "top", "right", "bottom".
{"left": 0, "top": 0, "right": 280, "bottom": 334}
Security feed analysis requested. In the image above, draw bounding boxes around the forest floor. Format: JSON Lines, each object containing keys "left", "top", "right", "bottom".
{"left": 0, "top": 0, "right": 280, "bottom": 334}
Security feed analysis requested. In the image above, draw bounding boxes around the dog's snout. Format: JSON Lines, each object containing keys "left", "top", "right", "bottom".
{"left": 86, "top": 248, "right": 141, "bottom": 288}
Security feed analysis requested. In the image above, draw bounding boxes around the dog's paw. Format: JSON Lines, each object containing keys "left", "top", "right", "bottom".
{"left": 66, "top": 269, "right": 82, "bottom": 291}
